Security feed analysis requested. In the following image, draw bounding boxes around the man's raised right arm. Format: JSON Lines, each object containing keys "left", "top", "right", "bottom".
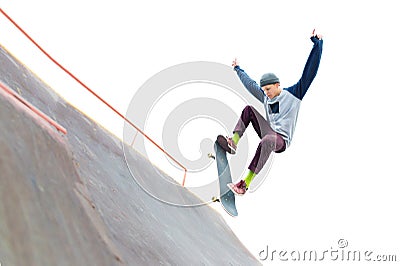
{"left": 233, "top": 58, "right": 265, "bottom": 103}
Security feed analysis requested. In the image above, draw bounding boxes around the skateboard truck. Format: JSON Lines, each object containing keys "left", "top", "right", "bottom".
{"left": 211, "top": 196, "right": 220, "bottom": 202}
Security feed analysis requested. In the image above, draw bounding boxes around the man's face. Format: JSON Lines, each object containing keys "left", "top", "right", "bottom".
{"left": 262, "top": 83, "right": 281, "bottom": 99}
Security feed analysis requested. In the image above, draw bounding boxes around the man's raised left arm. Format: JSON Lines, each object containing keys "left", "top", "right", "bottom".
{"left": 286, "top": 30, "right": 323, "bottom": 100}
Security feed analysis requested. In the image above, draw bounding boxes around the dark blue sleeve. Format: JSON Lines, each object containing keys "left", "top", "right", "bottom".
{"left": 234, "top": 65, "right": 265, "bottom": 103}
{"left": 286, "top": 36, "right": 323, "bottom": 100}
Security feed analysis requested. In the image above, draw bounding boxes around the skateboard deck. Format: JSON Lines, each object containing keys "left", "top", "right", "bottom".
{"left": 213, "top": 140, "right": 238, "bottom": 217}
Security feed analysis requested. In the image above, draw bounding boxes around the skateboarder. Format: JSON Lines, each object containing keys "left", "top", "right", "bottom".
{"left": 218, "top": 30, "right": 323, "bottom": 195}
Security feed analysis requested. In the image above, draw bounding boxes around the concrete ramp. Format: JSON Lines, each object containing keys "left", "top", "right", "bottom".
{"left": 0, "top": 46, "right": 260, "bottom": 265}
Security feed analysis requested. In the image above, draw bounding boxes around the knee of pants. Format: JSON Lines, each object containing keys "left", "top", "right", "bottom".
{"left": 260, "top": 135, "right": 278, "bottom": 150}
{"left": 243, "top": 105, "right": 254, "bottom": 112}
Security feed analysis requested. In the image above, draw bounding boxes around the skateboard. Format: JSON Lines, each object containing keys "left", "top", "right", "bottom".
{"left": 210, "top": 139, "right": 238, "bottom": 217}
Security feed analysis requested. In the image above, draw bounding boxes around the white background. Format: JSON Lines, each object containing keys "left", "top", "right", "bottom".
{"left": 2, "top": 1, "right": 400, "bottom": 264}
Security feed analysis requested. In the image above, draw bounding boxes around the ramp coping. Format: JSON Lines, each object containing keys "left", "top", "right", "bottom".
{"left": 0, "top": 81, "right": 67, "bottom": 135}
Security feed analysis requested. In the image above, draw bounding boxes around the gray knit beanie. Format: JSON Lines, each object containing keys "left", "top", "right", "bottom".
{"left": 260, "top": 73, "right": 280, "bottom": 87}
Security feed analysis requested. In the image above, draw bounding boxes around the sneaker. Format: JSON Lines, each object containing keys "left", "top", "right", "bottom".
{"left": 227, "top": 180, "right": 247, "bottom": 196}
{"left": 217, "top": 135, "right": 237, "bottom": 154}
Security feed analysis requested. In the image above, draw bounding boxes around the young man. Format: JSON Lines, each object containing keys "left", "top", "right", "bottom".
{"left": 217, "top": 30, "right": 323, "bottom": 195}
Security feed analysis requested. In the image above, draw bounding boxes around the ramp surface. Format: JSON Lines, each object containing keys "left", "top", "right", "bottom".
{"left": 0, "top": 46, "right": 260, "bottom": 265}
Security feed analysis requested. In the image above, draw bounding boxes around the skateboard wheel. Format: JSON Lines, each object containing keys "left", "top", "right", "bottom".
{"left": 208, "top": 153, "right": 215, "bottom": 160}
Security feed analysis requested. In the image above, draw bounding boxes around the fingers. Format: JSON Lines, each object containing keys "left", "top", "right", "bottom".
{"left": 232, "top": 57, "right": 238, "bottom": 67}
{"left": 311, "top": 29, "right": 323, "bottom": 40}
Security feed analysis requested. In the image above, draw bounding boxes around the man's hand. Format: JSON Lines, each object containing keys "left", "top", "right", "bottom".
{"left": 232, "top": 58, "right": 239, "bottom": 68}
{"left": 311, "top": 29, "right": 323, "bottom": 40}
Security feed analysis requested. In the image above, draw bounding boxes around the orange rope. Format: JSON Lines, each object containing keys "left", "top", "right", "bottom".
{"left": 0, "top": 8, "right": 188, "bottom": 186}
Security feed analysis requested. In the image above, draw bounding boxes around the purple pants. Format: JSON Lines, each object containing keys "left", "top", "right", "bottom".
{"left": 234, "top": 105, "right": 286, "bottom": 174}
